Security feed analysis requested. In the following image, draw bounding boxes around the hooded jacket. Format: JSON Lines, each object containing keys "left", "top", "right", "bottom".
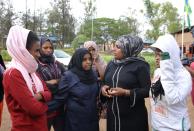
{"left": 150, "top": 34, "right": 192, "bottom": 131}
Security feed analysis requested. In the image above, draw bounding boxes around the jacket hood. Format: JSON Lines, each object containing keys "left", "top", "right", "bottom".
{"left": 151, "top": 34, "right": 183, "bottom": 69}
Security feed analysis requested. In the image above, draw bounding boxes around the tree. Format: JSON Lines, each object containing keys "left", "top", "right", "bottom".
{"left": 36, "top": 9, "right": 46, "bottom": 35}
{"left": 48, "top": 0, "right": 75, "bottom": 45}
{"left": 71, "top": 34, "right": 89, "bottom": 49}
{"left": 0, "top": 0, "right": 15, "bottom": 46}
{"left": 81, "top": 0, "right": 96, "bottom": 22}
{"left": 21, "top": 9, "right": 35, "bottom": 31}
{"left": 78, "top": 17, "right": 139, "bottom": 44}
{"left": 144, "top": 0, "right": 181, "bottom": 40}
{"left": 80, "top": 0, "right": 96, "bottom": 40}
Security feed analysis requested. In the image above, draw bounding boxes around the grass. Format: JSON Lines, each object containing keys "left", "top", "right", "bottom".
{"left": 101, "top": 52, "right": 156, "bottom": 77}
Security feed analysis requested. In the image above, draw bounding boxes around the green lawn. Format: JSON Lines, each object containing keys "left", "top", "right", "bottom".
{"left": 101, "top": 52, "right": 156, "bottom": 77}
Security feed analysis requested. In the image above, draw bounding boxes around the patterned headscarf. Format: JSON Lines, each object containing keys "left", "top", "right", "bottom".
{"left": 114, "top": 34, "right": 144, "bottom": 64}
{"left": 84, "top": 41, "right": 98, "bottom": 51}
{"left": 116, "top": 34, "right": 144, "bottom": 58}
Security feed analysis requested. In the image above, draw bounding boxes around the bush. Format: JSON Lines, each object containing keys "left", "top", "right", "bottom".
{"left": 1, "top": 50, "right": 11, "bottom": 61}
{"left": 142, "top": 52, "right": 155, "bottom": 77}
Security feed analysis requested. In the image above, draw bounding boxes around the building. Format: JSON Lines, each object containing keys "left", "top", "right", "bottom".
{"left": 172, "top": 26, "right": 194, "bottom": 57}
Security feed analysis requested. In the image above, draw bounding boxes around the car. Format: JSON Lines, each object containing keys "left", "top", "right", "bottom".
{"left": 53, "top": 49, "right": 71, "bottom": 67}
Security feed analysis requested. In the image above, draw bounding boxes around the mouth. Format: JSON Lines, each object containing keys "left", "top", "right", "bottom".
{"left": 85, "top": 65, "right": 91, "bottom": 69}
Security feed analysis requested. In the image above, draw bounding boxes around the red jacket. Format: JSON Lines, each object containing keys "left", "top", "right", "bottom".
{"left": 3, "top": 68, "right": 51, "bottom": 131}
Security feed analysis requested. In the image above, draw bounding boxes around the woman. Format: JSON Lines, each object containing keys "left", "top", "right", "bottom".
{"left": 49, "top": 48, "right": 99, "bottom": 131}
{"left": 37, "top": 37, "right": 65, "bottom": 131}
{"left": 3, "top": 26, "right": 51, "bottom": 131}
{"left": 150, "top": 34, "right": 191, "bottom": 131}
{"left": 101, "top": 35, "right": 151, "bottom": 131}
{"left": 84, "top": 41, "right": 107, "bottom": 130}
{"left": 84, "top": 41, "right": 106, "bottom": 80}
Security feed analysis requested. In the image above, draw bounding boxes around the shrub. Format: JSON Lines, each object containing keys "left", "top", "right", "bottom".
{"left": 1, "top": 50, "right": 11, "bottom": 61}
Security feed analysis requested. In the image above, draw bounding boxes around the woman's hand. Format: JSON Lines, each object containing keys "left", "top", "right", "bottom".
{"left": 34, "top": 92, "right": 43, "bottom": 101}
{"left": 108, "top": 87, "right": 130, "bottom": 96}
{"left": 101, "top": 85, "right": 112, "bottom": 97}
{"left": 46, "top": 79, "right": 59, "bottom": 85}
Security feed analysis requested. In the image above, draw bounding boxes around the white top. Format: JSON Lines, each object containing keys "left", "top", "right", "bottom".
{"left": 150, "top": 34, "right": 192, "bottom": 131}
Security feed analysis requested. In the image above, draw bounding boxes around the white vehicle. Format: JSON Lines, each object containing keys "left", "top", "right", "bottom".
{"left": 53, "top": 49, "right": 71, "bottom": 67}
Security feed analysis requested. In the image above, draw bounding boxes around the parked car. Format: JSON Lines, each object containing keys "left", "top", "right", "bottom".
{"left": 53, "top": 49, "right": 71, "bottom": 67}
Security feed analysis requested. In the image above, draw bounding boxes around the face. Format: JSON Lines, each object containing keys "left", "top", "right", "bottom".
{"left": 88, "top": 46, "right": 97, "bottom": 59}
{"left": 154, "top": 48, "right": 161, "bottom": 68}
{"left": 28, "top": 41, "right": 40, "bottom": 60}
{"left": 82, "top": 53, "right": 92, "bottom": 71}
{"left": 113, "top": 41, "right": 124, "bottom": 60}
{"left": 41, "top": 41, "right": 53, "bottom": 55}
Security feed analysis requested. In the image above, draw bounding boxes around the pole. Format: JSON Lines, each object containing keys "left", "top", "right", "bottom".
{"left": 33, "top": 0, "right": 36, "bottom": 32}
{"left": 91, "top": 0, "right": 93, "bottom": 40}
{"left": 25, "top": 0, "right": 28, "bottom": 28}
{"left": 181, "top": 13, "right": 185, "bottom": 58}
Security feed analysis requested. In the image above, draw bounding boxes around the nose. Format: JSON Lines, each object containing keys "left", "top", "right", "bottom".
{"left": 86, "top": 59, "right": 91, "bottom": 64}
{"left": 47, "top": 48, "right": 53, "bottom": 53}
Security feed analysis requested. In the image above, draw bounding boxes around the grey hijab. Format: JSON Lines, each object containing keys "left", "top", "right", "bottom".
{"left": 114, "top": 34, "right": 144, "bottom": 65}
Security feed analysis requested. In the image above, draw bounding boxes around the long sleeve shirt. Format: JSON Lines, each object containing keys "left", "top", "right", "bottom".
{"left": 3, "top": 68, "right": 51, "bottom": 131}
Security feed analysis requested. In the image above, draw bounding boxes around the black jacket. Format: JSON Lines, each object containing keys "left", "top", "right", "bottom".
{"left": 104, "top": 60, "right": 151, "bottom": 131}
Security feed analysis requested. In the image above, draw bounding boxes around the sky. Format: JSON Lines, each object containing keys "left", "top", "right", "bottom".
{"left": 12, "top": 0, "right": 194, "bottom": 28}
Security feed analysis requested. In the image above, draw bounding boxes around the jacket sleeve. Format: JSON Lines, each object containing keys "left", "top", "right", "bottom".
{"left": 39, "top": 79, "right": 52, "bottom": 102}
{"left": 6, "top": 70, "right": 48, "bottom": 117}
{"left": 160, "top": 59, "right": 192, "bottom": 105}
{"left": 0, "top": 73, "right": 3, "bottom": 102}
{"left": 47, "top": 72, "right": 71, "bottom": 111}
{"left": 129, "top": 62, "right": 151, "bottom": 106}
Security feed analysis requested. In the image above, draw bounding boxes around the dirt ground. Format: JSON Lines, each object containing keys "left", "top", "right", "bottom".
{"left": 1, "top": 97, "right": 194, "bottom": 131}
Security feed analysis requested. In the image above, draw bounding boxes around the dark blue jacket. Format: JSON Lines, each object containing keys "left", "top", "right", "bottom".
{"left": 48, "top": 71, "right": 99, "bottom": 131}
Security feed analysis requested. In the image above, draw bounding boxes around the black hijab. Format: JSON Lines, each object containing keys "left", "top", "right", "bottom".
{"left": 113, "top": 34, "right": 145, "bottom": 65}
{"left": 38, "top": 37, "right": 55, "bottom": 64}
{"left": 68, "top": 48, "right": 97, "bottom": 85}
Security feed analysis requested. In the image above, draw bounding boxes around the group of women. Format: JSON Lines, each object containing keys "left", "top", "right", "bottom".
{"left": 1, "top": 25, "right": 193, "bottom": 131}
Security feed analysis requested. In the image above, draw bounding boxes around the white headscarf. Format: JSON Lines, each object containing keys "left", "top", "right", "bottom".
{"left": 6, "top": 25, "right": 43, "bottom": 95}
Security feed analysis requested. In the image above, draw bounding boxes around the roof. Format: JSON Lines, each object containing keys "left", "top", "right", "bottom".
{"left": 171, "top": 25, "right": 194, "bottom": 34}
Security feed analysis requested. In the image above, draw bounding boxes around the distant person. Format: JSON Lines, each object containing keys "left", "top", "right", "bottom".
{"left": 48, "top": 48, "right": 99, "bottom": 131}
{"left": 3, "top": 26, "right": 51, "bottom": 131}
{"left": 37, "top": 37, "right": 66, "bottom": 131}
{"left": 0, "top": 51, "right": 6, "bottom": 127}
{"left": 150, "top": 34, "right": 192, "bottom": 130}
{"left": 101, "top": 35, "right": 151, "bottom": 131}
